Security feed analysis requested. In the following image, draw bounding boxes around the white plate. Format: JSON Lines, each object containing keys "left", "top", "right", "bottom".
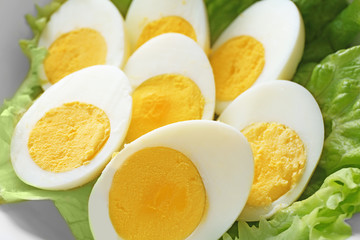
{"left": 0, "top": 0, "right": 359, "bottom": 239}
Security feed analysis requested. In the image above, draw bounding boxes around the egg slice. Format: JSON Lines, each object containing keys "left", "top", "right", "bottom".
{"left": 38, "top": 0, "right": 128, "bottom": 89}
{"left": 125, "top": 0, "right": 209, "bottom": 54}
{"left": 89, "top": 120, "right": 254, "bottom": 240}
{"left": 123, "top": 33, "right": 215, "bottom": 142}
{"left": 218, "top": 80, "right": 324, "bottom": 221}
{"left": 10, "top": 65, "right": 132, "bottom": 190}
{"left": 210, "top": 0, "right": 305, "bottom": 114}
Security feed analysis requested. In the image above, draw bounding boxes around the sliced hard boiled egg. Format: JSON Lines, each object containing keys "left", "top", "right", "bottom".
{"left": 10, "top": 65, "right": 132, "bottom": 190}
{"left": 210, "top": 0, "right": 305, "bottom": 114}
{"left": 89, "top": 120, "right": 254, "bottom": 240}
{"left": 123, "top": 33, "right": 215, "bottom": 142}
{"left": 125, "top": 0, "right": 209, "bottom": 54}
{"left": 38, "top": 0, "right": 128, "bottom": 89}
{"left": 218, "top": 80, "right": 324, "bottom": 221}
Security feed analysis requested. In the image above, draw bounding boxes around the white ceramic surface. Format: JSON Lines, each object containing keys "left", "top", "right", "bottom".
{"left": 0, "top": 0, "right": 359, "bottom": 239}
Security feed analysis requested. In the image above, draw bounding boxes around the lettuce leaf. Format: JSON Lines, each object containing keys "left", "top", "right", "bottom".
{"left": 0, "top": 1, "right": 62, "bottom": 203}
{"left": 292, "top": 1, "right": 360, "bottom": 200}
{"left": 1, "top": 0, "right": 360, "bottom": 240}
{"left": 1, "top": 0, "right": 259, "bottom": 239}
{"left": 205, "top": 0, "right": 257, "bottom": 44}
{"left": 225, "top": 28, "right": 360, "bottom": 240}
{"left": 110, "top": 0, "right": 132, "bottom": 17}
{"left": 0, "top": 1, "right": 94, "bottom": 239}
{"left": 293, "top": 0, "right": 360, "bottom": 87}
{"left": 299, "top": 45, "right": 360, "bottom": 200}
{"left": 291, "top": 0, "right": 348, "bottom": 44}
{"left": 233, "top": 168, "right": 360, "bottom": 240}
{"left": 300, "top": 0, "right": 360, "bottom": 63}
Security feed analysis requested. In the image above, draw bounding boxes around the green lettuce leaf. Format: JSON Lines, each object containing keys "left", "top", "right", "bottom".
{"left": 224, "top": 26, "right": 360, "bottom": 240}
{"left": 1, "top": 0, "right": 260, "bottom": 239}
{"left": 110, "top": 0, "right": 132, "bottom": 17}
{"left": 300, "top": 0, "right": 360, "bottom": 64}
{"left": 0, "top": 1, "right": 94, "bottom": 239}
{"left": 291, "top": 0, "right": 348, "bottom": 44}
{"left": 219, "top": 1, "right": 360, "bottom": 239}
{"left": 300, "top": 45, "right": 360, "bottom": 200}
{"left": 292, "top": 1, "right": 360, "bottom": 199}
{"left": 1, "top": 0, "right": 360, "bottom": 239}
{"left": 204, "top": 0, "right": 257, "bottom": 44}
{"left": 235, "top": 168, "right": 360, "bottom": 240}
{"left": 306, "top": 46, "right": 360, "bottom": 173}
{"left": 0, "top": 0, "right": 63, "bottom": 203}
{"left": 293, "top": 0, "right": 360, "bottom": 87}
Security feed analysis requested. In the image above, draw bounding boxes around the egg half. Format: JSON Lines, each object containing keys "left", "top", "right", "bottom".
{"left": 125, "top": 0, "right": 210, "bottom": 54}
{"left": 124, "top": 33, "right": 215, "bottom": 142}
{"left": 10, "top": 65, "right": 132, "bottom": 190}
{"left": 210, "top": 0, "right": 305, "bottom": 114}
{"left": 89, "top": 120, "right": 254, "bottom": 240}
{"left": 38, "top": 0, "right": 128, "bottom": 89}
{"left": 219, "top": 80, "right": 324, "bottom": 221}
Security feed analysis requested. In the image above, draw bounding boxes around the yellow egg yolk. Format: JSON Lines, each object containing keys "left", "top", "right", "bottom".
{"left": 242, "top": 122, "right": 306, "bottom": 207}
{"left": 210, "top": 36, "right": 265, "bottom": 101}
{"left": 125, "top": 74, "right": 205, "bottom": 142}
{"left": 44, "top": 28, "right": 107, "bottom": 84}
{"left": 109, "top": 147, "right": 206, "bottom": 240}
{"left": 28, "top": 102, "right": 110, "bottom": 173}
{"left": 136, "top": 16, "right": 197, "bottom": 49}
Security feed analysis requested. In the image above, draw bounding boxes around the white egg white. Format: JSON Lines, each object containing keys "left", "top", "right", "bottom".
{"left": 219, "top": 80, "right": 324, "bottom": 221}
{"left": 124, "top": 33, "right": 215, "bottom": 120}
{"left": 212, "top": 0, "right": 305, "bottom": 114}
{"left": 38, "top": 0, "right": 128, "bottom": 89}
{"left": 125, "top": 0, "right": 210, "bottom": 54}
{"left": 10, "top": 65, "right": 132, "bottom": 190}
{"left": 89, "top": 120, "right": 254, "bottom": 240}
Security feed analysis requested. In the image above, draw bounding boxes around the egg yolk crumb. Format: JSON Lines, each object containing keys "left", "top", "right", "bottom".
{"left": 136, "top": 16, "right": 197, "bottom": 49}
{"left": 109, "top": 147, "right": 206, "bottom": 240}
{"left": 242, "top": 122, "right": 306, "bottom": 206}
{"left": 125, "top": 74, "right": 205, "bottom": 142}
{"left": 28, "top": 102, "right": 110, "bottom": 173}
{"left": 44, "top": 28, "right": 107, "bottom": 84}
{"left": 210, "top": 35, "right": 265, "bottom": 101}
